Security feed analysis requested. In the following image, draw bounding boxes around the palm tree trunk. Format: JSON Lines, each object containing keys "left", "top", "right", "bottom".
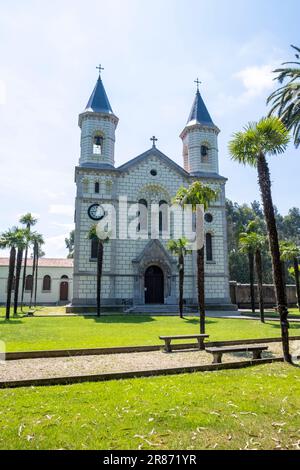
{"left": 257, "top": 153, "right": 291, "bottom": 362}
{"left": 29, "top": 243, "right": 37, "bottom": 309}
{"left": 281, "top": 260, "right": 288, "bottom": 306}
{"left": 248, "top": 251, "right": 255, "bottom": 313}
{"left": 13, "top": 248, "right": 23, "bottom": 315}
{"left": 179, "top": 253, "right": 184, "bottom": 318}
{"left": 96, "top": 240, "right": 103, "bottom": 317}
{"left": 255, "top": 249, "right": 264, "bottom": 323}
{"left": 294, "top": 258, "right": 300, "bottom": 312}
{"left": 197, "top": 247, "right": 205, "bottom": 337}
{"left": 6, "top": 247, "right": 16, "bottom": 320}
{"left": 20, "top": 244, "right": 28, "bottom": 310}
{"left": 34, "top": 252, "right": 39, "bottom": 307}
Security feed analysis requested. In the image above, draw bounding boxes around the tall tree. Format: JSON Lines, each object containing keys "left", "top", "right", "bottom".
{"left": 13, "top": 229, "right": 29, "bottom": 316}
{"left": 88, "top": 225, "right": 109, "bottom": 317}
{"left": 267, "top": 45, "right": 300, "bottom": 147}
{"left": 29, "top": 233, "right": 44, "bottom": 308}
{"left": 239, "top": 232, "right": 267, "bottom": 322}
{"left": 0, "top": 228, "right": 24, "bottom": 319}
{"left": 65, "top": 230, "right": 75, "bottom": 259}
{"left": 229, "top": 116, "right": 291, "bottom": 362}
{"left": 167, "top": 238, "right": 191, "bottom": 318}
{"left": 174, "top": 181, "right": 218, "bottom": 334}
{"left": 280, "top": 241, "right": 300, "bottom": 312}
{"left": 19, "top": 213, "right": 37, "bottom": 310}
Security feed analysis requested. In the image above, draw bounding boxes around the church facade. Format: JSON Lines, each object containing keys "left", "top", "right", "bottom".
{"left": 71, "top": 73, "right": 232, "bottom": 310}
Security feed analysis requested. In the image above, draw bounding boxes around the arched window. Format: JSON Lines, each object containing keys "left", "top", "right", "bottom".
{"left": 25, "top": 274, "right": 33, "bottom": 291}
{"left": 201, "top": 144, "right": 209, "bottom": 163}
{"left": 42, "top": 275, "right": 51, "bottom": 291}
{"left": 206, "top": 233, "right": 213, "bottom": 261}
{"left": 159, "top": 200, "right": 168, "bottom": 234}
{"left": 95, "top": 181, "right": 100, "bottom": 193}
{"left": 93, "top": 135, "right": 103, "bottom": 155}
{"left": 61, "top": 275, "right": 69, "bottom": 279}
{"left": 91, "top": 238, "right": 98, "bottom": 259}
{"left": 137, "top": 199, "right": 148, "bottom": 233}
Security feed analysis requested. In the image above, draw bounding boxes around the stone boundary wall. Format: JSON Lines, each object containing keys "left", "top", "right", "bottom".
{"left": 230, "top": 281, "right": 298, "bottom": 308}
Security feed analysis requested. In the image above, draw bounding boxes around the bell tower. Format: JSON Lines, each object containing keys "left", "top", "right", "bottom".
{"left": 180, "top": 79, "right": 220, "bottom": 175}
{"left": 78, "top": 66, "right": 118, "bottom": 167}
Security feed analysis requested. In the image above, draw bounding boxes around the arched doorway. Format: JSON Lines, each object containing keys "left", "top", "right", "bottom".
{"left": 60, "top": 281, "right": 69, "bottom": 301}
{"left": 144, "top": 266, "right": 164, "bottom": 304}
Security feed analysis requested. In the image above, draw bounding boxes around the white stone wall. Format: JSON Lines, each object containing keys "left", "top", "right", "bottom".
{"left": 0, "top": 265, "right": 73, "bottom": 305}
{"left": 73, "top": 150, "right": 230, "bottom": 305}
{"left": 79, "top": 113, "right": 117, "bottom": 167}
{"left": 182, "top": 125, "right": 219, "bottom": 174}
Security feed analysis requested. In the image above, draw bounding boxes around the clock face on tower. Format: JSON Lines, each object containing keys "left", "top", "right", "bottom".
{"left": 87, "top": 203, "right": 105, "bottom": 221}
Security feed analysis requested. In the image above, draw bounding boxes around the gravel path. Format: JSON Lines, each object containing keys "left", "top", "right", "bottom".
{"left": 0, "top": 341, "right": 295, "bottom": 382}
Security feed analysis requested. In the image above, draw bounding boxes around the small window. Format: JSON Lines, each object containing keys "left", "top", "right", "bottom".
{"left": 150, "top": 169, "right": 157, "bottom": 176}
{"left": 25, "top": 274, "right": 33, "bottom": 291}
{"left": 61, "top": 275, "right": 69, "bottom": 279}
{"left": 42, "top": 275, "right": 51, "bottom": 291}
{"left": 95, "top": 182, "right": 100, "bottom": 193}
{"left": 159, "top": 200, "right": 168, "bottom": 234}
{"left": 91, "top": 238, "right": 98, "bottom": 259}
{"left": 93, "top": 135, "right": 103, "bottom": 155}
{"left": 205, "top": 213, "right": 213, "bottom": 223}
{"left": 206, "top": 233, "right": 213, "bottom": 261}
{"left": 201, "top": 145, "right": 209, "bottom": 163}
{"left": 137, "top": 199, "right": 148, "bottom": 233}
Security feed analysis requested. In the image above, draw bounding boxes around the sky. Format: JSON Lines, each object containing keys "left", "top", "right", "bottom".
{"left": 0, "top": 0, "right": 299, "bottom": 257}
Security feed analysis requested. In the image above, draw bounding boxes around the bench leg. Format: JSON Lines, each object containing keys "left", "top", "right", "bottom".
{"left": 252, "top": 350, "right": 262, "bottom": 360}
{"left": 197, "top": 338, "right": 205, "bottom": 351}
{"left": 164, "top": 340, "right": 172, "bottom": 353}
{"left": 212, "top": 352, "right": 222, "bottom": 364}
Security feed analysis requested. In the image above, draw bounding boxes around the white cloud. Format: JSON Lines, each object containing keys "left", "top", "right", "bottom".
{"left": 44, "top": 233, "right": 68, "bottom": 258}
{"left": 234, "top": 64, "right": 275, "bottom": 102}
{"left": 49, "top": 204, "right": 74, "bottom": 217}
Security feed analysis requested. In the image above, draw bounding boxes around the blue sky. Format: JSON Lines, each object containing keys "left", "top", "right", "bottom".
{"left": 0, "top": 0, "right": 299, "bottom": 257}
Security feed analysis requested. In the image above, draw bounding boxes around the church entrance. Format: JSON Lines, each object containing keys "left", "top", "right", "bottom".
{"left": 60, "top": 281, "right": 69, "bottom": 301}
{"left": 144, "top": 266, "right": 164, "bottom": 304}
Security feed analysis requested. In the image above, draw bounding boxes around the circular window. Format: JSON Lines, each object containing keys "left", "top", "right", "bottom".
{"left": 150, "top": 169, "right": 157, "bottom": 176}
{"left": 205, "top": 213, "right": 213, "bottom": 223}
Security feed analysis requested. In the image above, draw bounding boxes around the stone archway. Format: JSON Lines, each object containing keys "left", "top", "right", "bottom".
{"left": 132, "top": 239, "right": 177, "bottom": 305}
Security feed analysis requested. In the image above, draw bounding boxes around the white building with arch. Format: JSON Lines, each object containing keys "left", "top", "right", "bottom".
{"left": 72, "top": 73, "right": 233, "bottom": 311}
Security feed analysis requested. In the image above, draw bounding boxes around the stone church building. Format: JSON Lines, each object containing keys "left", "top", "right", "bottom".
{"left": 71, "top": 72, "right": 232, "bottom": 311}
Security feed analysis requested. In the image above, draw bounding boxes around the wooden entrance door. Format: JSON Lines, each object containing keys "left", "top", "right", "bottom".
{"left": 144, "top": 266, "right": 164, "bottom": 304}
{"left": 60, "top": 282, "right": 69, "bottom": 301}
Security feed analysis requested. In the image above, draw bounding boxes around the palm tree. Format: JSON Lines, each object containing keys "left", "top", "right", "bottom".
{"left": 239, "top": 232, "right": 267, "bottom": 322}
{"left": 267, "top": 45, "right": 300, "bottom": 147}
{"left": 280, "top": 241, "right": 300, "bottom": 312}
{"left": 229, "top": 116, "right": 291, "bottom": 362}
{"left": 174, "top": 181, "right": 218, "bottom": 334}
{"left": 65, "top": 229, "right": 75, "bottom": 259}
{"left": 0, "top": 228, "right": 24, "bottom": 319}
{"left": 29, "top": 232, "right": 44, "bottom": 308}
{"left": 19, "top": 213, "right": 37, "bottom": 310}
{"left": 13, "top": 229, "right": 29, "bottom": 316}
{"left": 167, "top": 238, "right": 191, "bottom": 318}
{"left": 88, "top": 225, "right": 109, "bottom": 317}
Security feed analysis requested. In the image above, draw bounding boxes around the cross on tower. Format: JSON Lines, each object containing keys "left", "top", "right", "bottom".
{"left": 150, "top": 135, "right": 158, "bottom": 147}
{"left": 96, "top": 64, "right": 104, "bottom": 77}
{"left": 194, "top": 78, "right": 202, "bottom": 91}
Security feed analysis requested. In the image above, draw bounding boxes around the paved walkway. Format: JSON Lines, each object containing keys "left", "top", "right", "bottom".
{"left": 0, "top": 342, "right": 290, "bottom": 383}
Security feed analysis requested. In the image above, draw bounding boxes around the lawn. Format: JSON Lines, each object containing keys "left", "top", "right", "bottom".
{"left": 0, "top": 310, "right": 300, "bottom": 352}
{"left": 0, "top": 362, "right": 299, "bottom": 450}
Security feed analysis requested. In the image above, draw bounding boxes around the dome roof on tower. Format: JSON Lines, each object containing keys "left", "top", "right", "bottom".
{"left": 84, "top": 76, "right": 114, "bottom": 114}
{"left": 186, "top": 90, "right": 215, "bottom": 127}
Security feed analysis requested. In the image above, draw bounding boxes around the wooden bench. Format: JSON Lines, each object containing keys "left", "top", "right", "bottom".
{"left": 159, "top": 334, "right": 209, "bottom": 353}
{"left": 205, "top": 344, "right": 268, "bottom": 364}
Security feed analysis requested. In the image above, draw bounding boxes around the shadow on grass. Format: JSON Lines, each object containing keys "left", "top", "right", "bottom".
{"left": 81, "top": 314, "right": 217, "bottom": 327}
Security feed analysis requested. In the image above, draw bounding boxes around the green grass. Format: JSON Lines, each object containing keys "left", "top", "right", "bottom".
{"left": 0, "top": 363, "right": 299, "bottom": 449}
{"left": 0, "top": 310, "right": 300, "bottom": 352}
